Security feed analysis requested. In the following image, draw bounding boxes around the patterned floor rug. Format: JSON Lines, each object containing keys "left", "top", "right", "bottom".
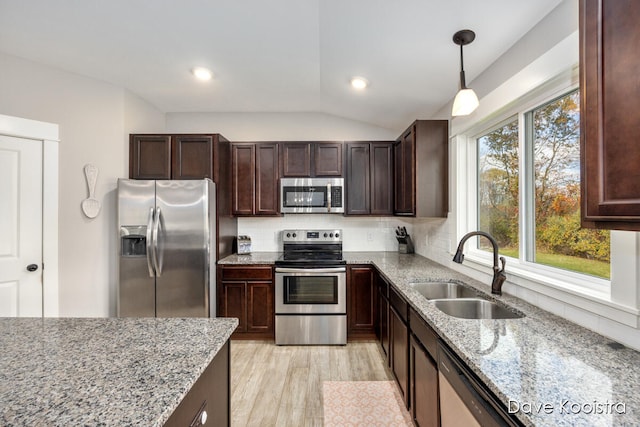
{"left": 323, "top": 381, "right": 413, "bottom": 426}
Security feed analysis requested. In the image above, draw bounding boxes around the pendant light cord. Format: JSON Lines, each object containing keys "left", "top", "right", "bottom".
{"left": 459, "top": 44, "right": 467, "bottom": 90}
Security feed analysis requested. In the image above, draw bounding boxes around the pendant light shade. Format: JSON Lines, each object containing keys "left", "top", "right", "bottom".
{"left": 452, "top": 29, "right": 478, "bottom": 117}
{"left": 452, "top": 88, "right": 479, "bottom": 116}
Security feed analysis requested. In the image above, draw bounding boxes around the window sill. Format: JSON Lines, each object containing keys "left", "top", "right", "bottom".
{"left": 458, "top": 253, "right": 639, "bottom": 328}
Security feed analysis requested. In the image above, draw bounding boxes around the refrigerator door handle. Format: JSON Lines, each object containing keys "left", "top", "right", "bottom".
{"left": 145, "top": 207, "right": 155, "bottom": 277}
{"left": 152, "top": 207, "right": 164, "bottom": 277}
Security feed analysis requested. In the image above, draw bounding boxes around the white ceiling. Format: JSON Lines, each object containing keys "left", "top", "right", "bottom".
{"left": 0, "top": 0, "right": 564, "bottom": 130}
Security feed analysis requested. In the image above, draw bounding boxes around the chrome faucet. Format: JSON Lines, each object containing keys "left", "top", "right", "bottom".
{"left": 452, "top": 231, "right": 507, "bottom": 295}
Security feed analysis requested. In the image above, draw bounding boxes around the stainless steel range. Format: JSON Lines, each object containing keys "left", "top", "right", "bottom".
{"left": 274, "top": 229, "right": 346, "bottom": 345}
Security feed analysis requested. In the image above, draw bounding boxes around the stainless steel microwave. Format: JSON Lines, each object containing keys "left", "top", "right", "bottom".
{"left": 280, "top": 178, "right": 344, "bottom": 213}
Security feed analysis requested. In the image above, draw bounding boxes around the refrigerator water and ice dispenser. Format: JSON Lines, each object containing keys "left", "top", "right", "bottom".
{"left": 120, "top": 226, "right": 147, "bottom": 256}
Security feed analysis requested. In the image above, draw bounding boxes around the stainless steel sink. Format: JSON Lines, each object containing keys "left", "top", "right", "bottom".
{"left": 432, "top": 298, "right": 525, "bottom": 319}
{"left": 408, "top": 281, "right": 480, "bottom": 300}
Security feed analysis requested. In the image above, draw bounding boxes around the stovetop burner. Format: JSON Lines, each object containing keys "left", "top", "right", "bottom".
{"left": 275, "top": 229, "right": 345, "bottom": 267}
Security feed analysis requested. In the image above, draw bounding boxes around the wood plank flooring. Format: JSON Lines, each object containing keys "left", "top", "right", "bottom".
{"left": 230, "top": 340, "right": 394, "bottom": 427}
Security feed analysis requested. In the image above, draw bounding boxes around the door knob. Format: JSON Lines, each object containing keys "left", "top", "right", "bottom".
{"left": 26, "top": 264, "right": 38, "bottom": 272}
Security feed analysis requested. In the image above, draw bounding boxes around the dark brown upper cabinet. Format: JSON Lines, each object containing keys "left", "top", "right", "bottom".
{"left": 231, "top": 142, "right": 280, "bottom": 216}
{"left": 580, "top": 0, "right": 640, "bottom": 230}
{"left": 281, "top": 141, "right": 343, "bottom": 177}
{"left": 345, "top": 142, "right": 393, "bottom": 215}
{"left": 129, "top": 135, "right": 172, "bottom": 179}
{"left": 394, "top": 120, "right": 448, "bottom": 217}
{"left": 129, "top": 134, "right": 227, "bottom": 180}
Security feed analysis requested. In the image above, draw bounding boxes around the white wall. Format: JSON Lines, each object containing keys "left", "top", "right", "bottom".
{"left": 0, "top": 52, "right": 164, "bottom": 317}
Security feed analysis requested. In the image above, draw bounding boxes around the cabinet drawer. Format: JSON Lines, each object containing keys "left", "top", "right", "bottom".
{"left": 221, "top": 266, "right": 273, "bottom": 281}
{"left": 389, "top": 286, "right": 408, "bottom": 323}
{"left": 410, "top": 308, "right": 438, "bottom": 361}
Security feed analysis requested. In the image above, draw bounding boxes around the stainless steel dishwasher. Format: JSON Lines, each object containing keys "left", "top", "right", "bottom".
{"left": 438, "top": 343, "right": 522, "bottom": 427}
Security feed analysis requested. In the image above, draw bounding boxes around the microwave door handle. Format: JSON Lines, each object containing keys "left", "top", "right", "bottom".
{"left": 145, "top": 207, "right": 155, "bottom": 277}
{"left": 327, "top": 183, "right": 331, "bottom": 212}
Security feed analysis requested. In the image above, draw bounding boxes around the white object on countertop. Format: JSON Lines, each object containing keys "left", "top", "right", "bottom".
{"left": 81, "top": 164, "right": 101, "bottom": 218}
{"left": 237, "top": 235, "right": 252, "bottom": 254}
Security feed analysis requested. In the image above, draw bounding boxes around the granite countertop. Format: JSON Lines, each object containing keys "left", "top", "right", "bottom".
{"left": 220, "top": 251, "right": 639, "bottom": 426}
{"left": 0, "top": 317, "right": 238, "bottom": 427}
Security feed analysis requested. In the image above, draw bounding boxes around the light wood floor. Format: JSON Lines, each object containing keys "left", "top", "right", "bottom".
{"left": 230, "top": 340, "right": 394, "bottom": 427}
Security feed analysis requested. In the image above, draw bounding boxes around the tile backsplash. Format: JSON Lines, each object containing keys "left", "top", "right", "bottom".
{"left": 237, "top": 215, "right": 414, "bottom": 252}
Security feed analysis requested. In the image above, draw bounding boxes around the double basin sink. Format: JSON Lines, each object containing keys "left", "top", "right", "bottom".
{"left": 409, "top": 281, "right": 524, "bottom": 319}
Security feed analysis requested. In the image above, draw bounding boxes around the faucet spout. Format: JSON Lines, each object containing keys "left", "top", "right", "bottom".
{"left": 452, "top": 231, "right": 507, "bottom": 295}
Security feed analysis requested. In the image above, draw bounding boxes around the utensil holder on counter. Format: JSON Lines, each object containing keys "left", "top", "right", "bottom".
{"left": 397, "top": 235, "right": 415, "bottom": 254}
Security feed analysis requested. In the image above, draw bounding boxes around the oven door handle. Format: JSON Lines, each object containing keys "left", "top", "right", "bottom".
{"left": 275, "top": 267, "right": 346, "bottom": 274}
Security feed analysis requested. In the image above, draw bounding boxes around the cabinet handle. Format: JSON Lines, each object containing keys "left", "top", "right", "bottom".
{"left": 190, "top": 403, "right": 208, "bottom": 427}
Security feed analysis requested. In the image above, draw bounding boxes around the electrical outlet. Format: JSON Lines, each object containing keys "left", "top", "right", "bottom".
{"left": 367, "top": 232, "right": 374, "bottom": 242}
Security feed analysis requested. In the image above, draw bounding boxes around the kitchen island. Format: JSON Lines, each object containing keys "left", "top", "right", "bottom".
{"left": 220, "top": 251, "right": 640, "bottom": 426}
{"left": 0, "top": 317, "right": 238, "bottom": 426}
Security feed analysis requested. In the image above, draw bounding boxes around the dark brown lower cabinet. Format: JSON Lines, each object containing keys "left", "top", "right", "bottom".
{"left": 410, "top": 335, "right": 439, "bottom": 427}
{"left": 164, "top": 341, "right": 230, "bottom": 427}
{"left": 347, "top": 265, "right": 376, "bottom": 339}
{"left": 389, "top": 287, "right": 409, "bottom": 408}
{"left": 376, "top": 275, "right": 390, "bottom": 363}
{"left": 218, "top": 266, "right": 274, "bottom": 339}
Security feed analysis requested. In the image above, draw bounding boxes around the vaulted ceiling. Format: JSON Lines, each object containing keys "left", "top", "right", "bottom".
{"left": 0, "top": 0, "right": 564, "bottom": 130}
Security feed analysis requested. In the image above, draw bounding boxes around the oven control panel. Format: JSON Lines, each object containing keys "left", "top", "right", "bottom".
{"left": 282, "top": 229, "right": 342, "bottom": 243}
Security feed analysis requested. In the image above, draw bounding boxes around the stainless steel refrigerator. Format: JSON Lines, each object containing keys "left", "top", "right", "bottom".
{"left": 117, "top": 179, "right": 216, "bottom": 318}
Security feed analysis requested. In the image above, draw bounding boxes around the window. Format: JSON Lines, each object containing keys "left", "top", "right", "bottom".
{"left": 474, "top": 89, "right": 610, "bottom": 279}
{"left": 478, "top": 118, "right": 519, "bottom": 258}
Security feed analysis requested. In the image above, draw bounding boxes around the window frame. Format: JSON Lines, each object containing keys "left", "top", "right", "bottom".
{"left": 458, "top": 73, "right": 611, "bottom": 295}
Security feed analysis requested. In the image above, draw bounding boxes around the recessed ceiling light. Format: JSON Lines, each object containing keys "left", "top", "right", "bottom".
{"left": 350, "top": 76, "right": 369, "bottom": 90}
{"left": 192, "top": 67, "right": 213, "bottom": 81}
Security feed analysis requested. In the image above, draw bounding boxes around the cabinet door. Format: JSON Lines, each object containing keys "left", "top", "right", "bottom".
{"left": 247, "top": 281, "right": 274, "bottom": 335}
{"left": 129, "top": 135, "right": 172, "bottom": 179}
{"left": 314, "top": 142, "right": 343, "bottom": 176}
{"left": 390, "top": 305, "right": 409, "bottom": 408}
{"left": 345, "top": 143, "right": 370, "bottom": 215}
{"left": 221, "top": 281, "right": 247, "bottom": 333}
{"left": 414, "top": 120, "right": 448, "bottom": 218}
{"left": 172, "top": 135, "right": 214, "bottom": 179}
{"left": 231, "top": 144, "right": 255, "bottom": 215}
{"left": 370, "top": 142, "right": 394, "bottom": 215}
{"left": 394, "top": 128, "right": 415, "bottom": 215}
{"left": 376, "top": 277, "right": 390, "bottom": 366}
{"left": 411, "top": 335, "right": 439, "bottom": 427}
{"left": 580, "top": 0, "right": 640, "bottom": 230}
{"left": 347, "top": 266, "right": 375, "bottom": 337}
{"left": 256, "top": 143, "right": 279, "bottom": 215}
{"left": 281, "top": 142, "right": 312, "bottom": 177}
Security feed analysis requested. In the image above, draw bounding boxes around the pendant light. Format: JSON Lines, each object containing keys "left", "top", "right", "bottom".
{"left": 451, "top": 29, "right": 479, "bottom": 116}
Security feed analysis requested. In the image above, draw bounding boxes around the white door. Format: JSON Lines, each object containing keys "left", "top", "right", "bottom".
{"left": 0, "top": 134, "right": 43, "bottom": 316}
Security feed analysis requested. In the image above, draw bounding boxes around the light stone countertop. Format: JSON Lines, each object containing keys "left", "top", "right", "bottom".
{"left": 220, "top": 251, "right": 640, "bottom": 426}
{"left": 0, "top": 317, "right": 238, "bottom": 427}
